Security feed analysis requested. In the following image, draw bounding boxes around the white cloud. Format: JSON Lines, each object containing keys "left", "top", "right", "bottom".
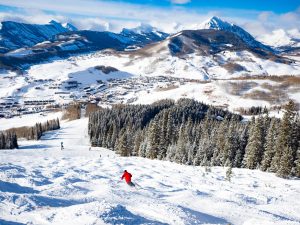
{"left": 170, "top": 0, "right": 191, "bottom": 4}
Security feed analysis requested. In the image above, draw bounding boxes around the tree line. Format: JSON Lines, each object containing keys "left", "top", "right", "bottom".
{"left": 88, "top": 99, "right": 300, "bottom": 178}
{"left": 62, "top": 104, "right": 81, "bottom": 120}
{"left": 1, "top": 118, "right": 60, "bottom": 149}
{"left": 0, "top": 131, "right": 18, "bottom": 149}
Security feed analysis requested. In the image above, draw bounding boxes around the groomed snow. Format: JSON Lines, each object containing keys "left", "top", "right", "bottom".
{"left": 0, "top": 118, "right": 300, "bottom": 225}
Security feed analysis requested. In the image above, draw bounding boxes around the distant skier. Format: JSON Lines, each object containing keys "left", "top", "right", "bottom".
{"left": 121, "top": 170, "right": 135, "bottom": 187}
{"left": 61, "top": 142, "right": 64, "bottom": 150}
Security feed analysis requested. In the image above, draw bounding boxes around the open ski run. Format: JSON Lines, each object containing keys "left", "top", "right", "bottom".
{"left": 0, "top": 117, "right": 299, "bottom": 225}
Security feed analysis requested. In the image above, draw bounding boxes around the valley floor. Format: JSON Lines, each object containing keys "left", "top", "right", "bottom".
{"left": 0, "top": 118, "right": 300, "bottom": 225}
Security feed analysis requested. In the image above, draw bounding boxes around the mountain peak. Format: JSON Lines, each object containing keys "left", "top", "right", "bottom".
{"left": 209, "top": 16, "right": 224, "bottom": 23}
{"left": 200, "top": 16, "right": 233, "bottom": 30}
{"left": 63, "top": 22, "right": 78, "bottom": 31}
{"left": 193, "top": 16, "right": 273, "bottom": 51}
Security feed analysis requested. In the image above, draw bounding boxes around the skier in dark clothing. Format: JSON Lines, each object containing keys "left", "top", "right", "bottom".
{"left": 121, "top": 170, "right": 135, "bottom": 187}
{"left": 61, "top": 142, "right": 64, "bottom": 150}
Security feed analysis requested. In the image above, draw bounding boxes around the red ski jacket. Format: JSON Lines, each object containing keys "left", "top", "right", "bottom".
{"left": 121, "top": 171, "right": 132, "bottom": 183}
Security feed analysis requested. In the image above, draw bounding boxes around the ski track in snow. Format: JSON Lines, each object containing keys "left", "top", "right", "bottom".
{"left": 0, "top": 118, "right": 300, "bottom": 225}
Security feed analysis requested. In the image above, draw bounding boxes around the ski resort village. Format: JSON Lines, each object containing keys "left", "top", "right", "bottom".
{"left": 0, "top": 0, "right": 300, "bottom": 225}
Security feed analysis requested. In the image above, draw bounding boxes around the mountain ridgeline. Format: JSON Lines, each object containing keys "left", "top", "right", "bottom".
{"left": 0, "top": 20, "right": 71, "bottom": 53}
{"left": 88, "top": 99, "right": 300, "bottom": 178}
{"left": 0, "top": 21, "right": 169, "bottom": 70}
{"left": 1, "top": 17, "right": 297, "bottom": 72}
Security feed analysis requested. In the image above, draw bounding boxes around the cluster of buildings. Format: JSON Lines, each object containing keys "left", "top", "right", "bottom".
{"left": 0, "top": 75, "right": 191, "bottom": 119}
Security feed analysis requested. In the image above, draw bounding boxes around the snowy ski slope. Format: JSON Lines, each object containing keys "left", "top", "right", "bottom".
{"left": 0, "top": 118, "right": 300, "bottom": 225}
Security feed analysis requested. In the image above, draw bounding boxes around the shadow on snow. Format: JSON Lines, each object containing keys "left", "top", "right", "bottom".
{"left": 101, "top": 204, "right": 168, "bottom": 225}
{"left": 0, "top": 181, "right": 38, "bottom": 194}
{"left": 178, "top": 206, "right": 230, "bottom": 225}
{"left": 0, "top": 219, "right": 26, "bottom": 225}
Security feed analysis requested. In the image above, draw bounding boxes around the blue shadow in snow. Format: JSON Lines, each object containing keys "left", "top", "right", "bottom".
{"left": 178, "top": 206, "right": 230, "bottom": 225}
{"left": 101, "top": 204, "right": 168, "bottom": 225}
{"left": 0, "top": 219, "right": 26, "bottom": 225}
{"left": 259, "top": 210, "right": 299, "bottom": 223}
{"left": 0, "top": 164, "right": 26, "bottom": 179}
{"left": 0, "top": 181, "right": 39, "bottom": 194}
{"left": 29, "top": 195, "right": 84, "bottom": 208}
{"left": 18, "top": 144, "right": 52, "bottom": 150}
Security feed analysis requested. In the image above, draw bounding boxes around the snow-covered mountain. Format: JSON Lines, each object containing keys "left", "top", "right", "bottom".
{"left": 0, "top": 21, "right": 170, "bottom": 70}
{"left": 109, "top": 28, "right": 297, "bottom": 79}
{"left": 194, "top": 16, "right": 273, "bottom": 52}
{"left": 0, "top": 20, "right": 76, "bottom": 53}
{"left": 0, "top": 17, "right": 299, "bottom": 77}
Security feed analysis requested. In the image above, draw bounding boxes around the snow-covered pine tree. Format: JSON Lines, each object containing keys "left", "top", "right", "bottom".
{"left": 157, "top": 110, "right": 169, "bottom": 159}
{"left": 146, "top": 119, "right": 160, "bottom": 159}
{"left": 133, "top": 129, "right": 142, "bottom": 157}
{"left": 211, "top": 121, "right": 227, "bottom": 166}
{"left": 223, "top": 123, "right": 239, "bottom": 167}
{"left": 261, "top": 119, "right": 278, "bottom": 172}
{"left": 243, "top": 117, "right": 263, "bottom": 169}
{"left": 174, "top": 123, "right": 187, "bottom": 164}
{"left": 271, "top": 101, "right": 297, "bottom": 173}
{"left": 277, "top": 146, "right": 294, "bottom": 178}
{"left": 117, "top": 130, "right": 129, "bottom": 156}
{"left": 233, "top": 125, "right": 248, "bottom": 168}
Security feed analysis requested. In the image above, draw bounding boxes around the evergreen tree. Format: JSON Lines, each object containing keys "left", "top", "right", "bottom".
{"left": 174, "top": 123, "right": 187, "bottom": 164}
{"left": 272, "top": 101, "right": 297, "bottom": 172}
{"left": 243, "top": 118, "right": 263, "bottom": 169}
{"left": 117, "top": 131, "right": 129, "bottom": 156}
{"left": 211, "top": 121, "right": 227, "bottom": 166}
{"left": 133, "top": 130, "right": 142, "bottom": 157}
{"left": 146, "top": 120, "right": 160, "bottom": 159}
{"left": 277, "top": 146, "right": 294, "bottom": 178}
{"left": 261, "top": 119, "right": 277, "bottom": 171}
{"left": 234, "top": 125, "right": 248, "bottom": 168}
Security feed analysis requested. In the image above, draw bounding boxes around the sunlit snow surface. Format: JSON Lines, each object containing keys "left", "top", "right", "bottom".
{"left": 1, "top": 50, "right": 299, "bottom": 114}
{"left": 0, "top": 118, "right": 300, "bottom": 225}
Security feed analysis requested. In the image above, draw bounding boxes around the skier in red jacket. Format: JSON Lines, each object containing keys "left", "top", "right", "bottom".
{"left": 121, "top": 170, "right": 135, "bottom": 187}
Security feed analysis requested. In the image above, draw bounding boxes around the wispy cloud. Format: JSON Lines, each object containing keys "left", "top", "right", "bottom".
{"left": 170, "top": 0, "right": 191, "bottom": 4}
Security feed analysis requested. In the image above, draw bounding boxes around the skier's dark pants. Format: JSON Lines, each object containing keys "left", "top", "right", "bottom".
{"left": 127, "top": 182, "right": 135, "bottom": 187}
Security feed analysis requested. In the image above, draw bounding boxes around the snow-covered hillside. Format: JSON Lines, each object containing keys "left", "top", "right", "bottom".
{"left": 1, "top": 50, "right": 300, "bottom": 119}
{"left": 0, "top": 117, "right": 300, "bottom": 225}
{"left": 0, "top": 20, "right": 72, "bottom": 52}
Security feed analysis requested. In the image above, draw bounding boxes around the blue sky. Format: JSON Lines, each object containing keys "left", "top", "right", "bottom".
{"left": 0, "top": 0, "right": 299, "bottom": 35}
{"left": 117, "top": 0, "right": 299, "bottom": 13}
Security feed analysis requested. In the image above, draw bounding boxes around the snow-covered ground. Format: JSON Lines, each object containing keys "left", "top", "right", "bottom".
{"left": 1, "top": 50, "right": 299, "bottom": 117}
{"left": 1, "top": 118, "right": 300, "bottom": 225}
{"left": 0, "top": 111, "right": 62, "bottom": 131}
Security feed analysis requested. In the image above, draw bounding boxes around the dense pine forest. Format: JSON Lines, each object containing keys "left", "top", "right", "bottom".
{"left": 89, "top": 99, "right": 300, "bottom": 178}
